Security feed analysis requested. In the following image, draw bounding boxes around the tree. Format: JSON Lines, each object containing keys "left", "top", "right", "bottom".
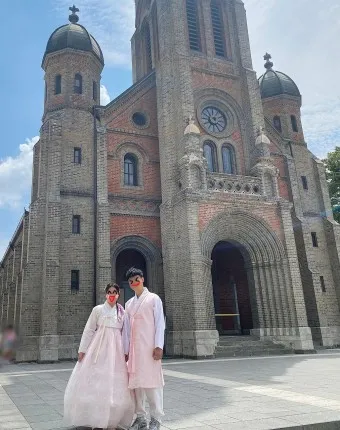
{"left": 323, "top": 146, "right": 340, "bottom": 223}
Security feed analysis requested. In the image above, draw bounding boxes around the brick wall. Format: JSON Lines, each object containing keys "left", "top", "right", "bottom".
{"left": 110, "top": 215, "right": 161, "bottom": 248}
{"left": 262, "top": 96, "right": 305, "bottom": 143}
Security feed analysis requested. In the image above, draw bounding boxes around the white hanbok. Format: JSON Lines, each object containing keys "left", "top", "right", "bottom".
{"left": 64, "top": 302, "right": 134, "bottom": 429}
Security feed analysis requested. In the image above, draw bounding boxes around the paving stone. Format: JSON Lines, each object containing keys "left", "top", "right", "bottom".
{"left": 2, "top": 357, "right": 340, "bottom": 429}
{"left": 25, "top": 413, "right": 63, "bottom": 424}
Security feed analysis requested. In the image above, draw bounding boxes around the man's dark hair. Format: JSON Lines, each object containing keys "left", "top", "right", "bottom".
{"left": 125, "top": 267, "right": 144, "bottom": 281}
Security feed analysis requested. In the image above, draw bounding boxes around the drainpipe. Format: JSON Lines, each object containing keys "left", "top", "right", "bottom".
{"left": 93, "top": 105, "right": 99, "bottom": 307}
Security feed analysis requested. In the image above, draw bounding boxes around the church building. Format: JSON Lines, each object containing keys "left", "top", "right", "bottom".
{"left": 1, "top": 0, "right": 340, "bottom": 361}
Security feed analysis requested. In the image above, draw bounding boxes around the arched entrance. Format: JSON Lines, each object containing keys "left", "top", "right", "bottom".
{"left": 116, "top": 249, "right": 147, "bottom": 305}
{"left": 212, "top": 241, "right": 253, "bottom": 335}
{"left": 111, "top": 235, "right": 164, "bottom": 305}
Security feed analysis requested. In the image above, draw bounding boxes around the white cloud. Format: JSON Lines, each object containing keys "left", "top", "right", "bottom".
{"left": 100, "top": 84, "right": 111, "bottom": 105}
{"left": 55, "top": 0, "right": 135, "bottom": 67}
{"left": 301, "top": 100, "right": 340, "bottom": 159}
{"left": 0, "top": 136, "right": 38, "bottom": 209}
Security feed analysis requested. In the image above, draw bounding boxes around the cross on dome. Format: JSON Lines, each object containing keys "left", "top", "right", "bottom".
{"left": 263, "top": 52, "right": 274, "bottom": 70}
{"left": 69, "top": 5, "right": 80, "bottom": 23}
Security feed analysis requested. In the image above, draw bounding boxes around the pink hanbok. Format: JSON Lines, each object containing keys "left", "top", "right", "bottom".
{"left": 124, "top": 289, "right": 164, "bottom": 389}
{"left": 64, "top": 302, "right": 134, "bottom": 429}
{"left": 123, "top": 288, "right": 165, "bottom": 423}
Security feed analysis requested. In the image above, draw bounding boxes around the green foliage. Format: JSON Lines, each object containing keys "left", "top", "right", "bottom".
{"left": 323, "top": 147, "right": 340, "bottom": 223}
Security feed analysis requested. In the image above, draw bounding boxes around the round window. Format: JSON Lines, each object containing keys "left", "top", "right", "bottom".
{"left": 201, "top": 106, "right": 227, "bottom": 134}
{"left": 132, "top": 112, "right": 147, "bottom": 127}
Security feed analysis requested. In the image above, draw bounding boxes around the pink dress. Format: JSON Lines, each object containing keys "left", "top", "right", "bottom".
{"left": 64, "top": 302, "right": 134, "bottom": 429}
{"left": 125, "top": 289, "right": 164, "bottom": 389}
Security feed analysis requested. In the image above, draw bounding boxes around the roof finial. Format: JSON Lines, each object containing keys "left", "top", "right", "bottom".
{"left": 69, "top": 5, "right": 79, "bottom": 23}
{"left": 264, "top": 52, "right": 273, "bottom": 70}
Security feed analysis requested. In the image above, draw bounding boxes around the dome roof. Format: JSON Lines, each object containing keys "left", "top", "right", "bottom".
{"left": 42, "top": 6, "right": 104, "bottom": 66}
{"left": 258, "top": 54, "right": 300, "bottom": 99}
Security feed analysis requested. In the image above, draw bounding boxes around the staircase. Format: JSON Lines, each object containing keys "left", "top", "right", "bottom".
{"left": 214, "top": 335, "right": 294, "bottom": 358}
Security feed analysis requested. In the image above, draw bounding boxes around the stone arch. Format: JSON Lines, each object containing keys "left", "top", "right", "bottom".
{"left": 195, "top": 88, "right": 247, "bottom": 138}
{"left": 111, "top": 235, "right": 163, "bottom": 298}
{"left": 201, "top": 211, "right": 286, "bottom": 264}
{"left": 136, "top": 0, "right": 151, "bottom": 29}
{"left": 115, "top": 141, "right": 149, "bottom": 162}
{"left": 201, "top": 211, "right": 297, "bottom": 331}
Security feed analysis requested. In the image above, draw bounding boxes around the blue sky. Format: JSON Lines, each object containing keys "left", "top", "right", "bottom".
{"left": 1, "top": 0, "right": 340, "bottom": 258}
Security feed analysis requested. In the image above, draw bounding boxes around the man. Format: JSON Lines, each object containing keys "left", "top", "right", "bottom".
{"left": 123, "top": 267, "right": 165, "bottom": 430}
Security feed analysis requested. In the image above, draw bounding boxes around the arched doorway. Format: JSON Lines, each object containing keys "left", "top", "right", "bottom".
{"left": 116, "top": 249, "right": 147, "bottom": 305}
{"left": 212, "top": 241, "right": 253, "bottom": 335}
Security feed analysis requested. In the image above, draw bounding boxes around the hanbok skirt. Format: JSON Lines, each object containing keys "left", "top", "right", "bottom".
{"left": 64, "top": 327, "right": 134, "bottom": 429}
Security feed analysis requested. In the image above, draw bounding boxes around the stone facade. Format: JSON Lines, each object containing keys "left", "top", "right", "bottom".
{"left": 1, "top": 0, "right": 340, "bottom": 361}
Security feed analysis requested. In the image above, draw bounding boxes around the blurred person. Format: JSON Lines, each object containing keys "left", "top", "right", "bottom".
{"left": 0, "top": 325, "right": 17, "bottom": 363}
{"left": 64, "top": 283, "right": 134, "bottom": 430}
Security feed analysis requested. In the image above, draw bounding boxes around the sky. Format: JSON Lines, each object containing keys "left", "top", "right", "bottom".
{"left": 0, "top": 0, "right": 340, "bottom": 259}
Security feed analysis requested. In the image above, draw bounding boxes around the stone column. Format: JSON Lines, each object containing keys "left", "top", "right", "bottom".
{"left": 277, "top": 200, "right": 314, "bottom": 350}
{"left": 96, "top": 125, "right": 112, "bottom": 304}
{"left": 38, "top": 119, "right": 62, "bottom": 362}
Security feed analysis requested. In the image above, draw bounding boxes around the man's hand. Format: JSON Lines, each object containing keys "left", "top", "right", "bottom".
{"left": 78, "top": 352, "right": 85, "bottom": 362}
{"left": 125, "top": 354, "right": 129, "bottom": 362}
{"left": 153, "top": 347, "right": 163, "bottom": 360}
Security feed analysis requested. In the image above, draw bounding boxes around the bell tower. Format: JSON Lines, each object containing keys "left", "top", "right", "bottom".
{"left": 130, "top": 0, "right": 268, "bottom": 356}
{"left": 17, "top": 6, "right": 107, "bottom": 362}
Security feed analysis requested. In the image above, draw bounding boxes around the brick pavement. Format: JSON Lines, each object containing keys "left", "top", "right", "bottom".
{"left": 1, "top": 352, "right": 340, "bottom": 430}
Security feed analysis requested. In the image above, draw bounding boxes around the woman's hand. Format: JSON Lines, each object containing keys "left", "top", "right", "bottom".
{"left": 78, "top": 352, "right": 85, "bottom": 362}
{"left": 153, "top": 348, "right": 163, "bottom": 360}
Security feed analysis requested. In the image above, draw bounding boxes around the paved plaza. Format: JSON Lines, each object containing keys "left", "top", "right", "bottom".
{"left": 1, "top": 352, "right": 340, "bottom": 430}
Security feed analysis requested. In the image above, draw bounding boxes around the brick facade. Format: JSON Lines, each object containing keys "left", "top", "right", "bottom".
{"left": 1, "top": 0, "right": 340, "bottom": 360}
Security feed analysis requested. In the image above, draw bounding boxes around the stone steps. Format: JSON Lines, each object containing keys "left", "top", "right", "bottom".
{"left": 215, "top": 335, "right": 293, "bottom": 357}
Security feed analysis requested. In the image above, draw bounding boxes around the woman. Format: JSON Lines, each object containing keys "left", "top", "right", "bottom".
{"left": 64, "top": 283, "right": 134, "bottom": 430}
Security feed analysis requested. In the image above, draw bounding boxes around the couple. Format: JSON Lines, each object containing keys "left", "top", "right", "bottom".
{"left": 64, "top": 267, "right": 165, "bottom": 430}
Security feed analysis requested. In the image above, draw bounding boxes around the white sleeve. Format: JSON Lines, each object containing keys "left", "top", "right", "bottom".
{"left": 122, "top": 312, "right": 131, "bottom": 355}
{"left": 78, "top": 307, "right": 98, "bottom": 353}
{"left": 153, "top": 296, "right": 165, "bottom": 349}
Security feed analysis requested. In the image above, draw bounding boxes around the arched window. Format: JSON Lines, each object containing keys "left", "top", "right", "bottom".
{"left": 144, "top": 23, "right": 153, "bottom": 73}
{"left": 211, "top": 0, "right": 226, "bottom": 57}
{"left": 55, "top": 75, "right": 61, "bottom": 95}
{"left": 74, "top": 73, "right": 82, "bottom": 94}
{"left": 273, "top": 116, "right": 282, "bottom": 133}
{"left": 222, "top": 144, "right": 235, "bottom": 174}
{"left": 203, "top": 141, "right": 217, "bottom": 172}
{"left": 291, "top": 115, "right": 298, "bottom": 132}
{"left": 124, "top": 154, "right": 138, "bottom": 186}
{"left": 186, "top": 0, "right": 201, "bottom": 51}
